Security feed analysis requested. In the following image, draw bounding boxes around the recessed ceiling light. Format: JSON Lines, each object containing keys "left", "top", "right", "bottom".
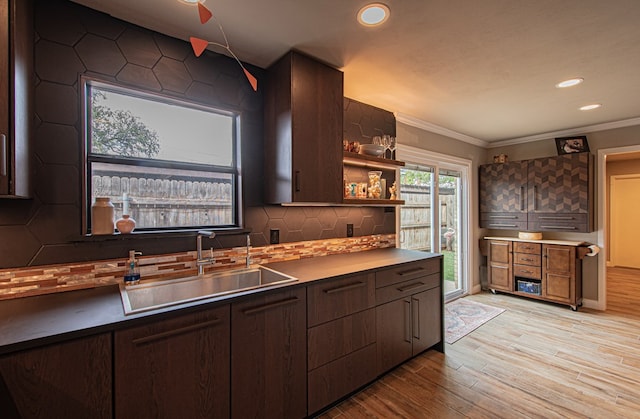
{"left": 357, "top": 3, "right": 390, "bottom": 26}
{"left": 580, "top": 104, "right": 602, "bottom": 111}
{"left": 556, "top": 78, "right": 584, "bottom": 88}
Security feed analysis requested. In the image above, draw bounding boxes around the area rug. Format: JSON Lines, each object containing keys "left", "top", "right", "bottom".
{"left": 445, "top": 299, "right": 505, "bottom": 344}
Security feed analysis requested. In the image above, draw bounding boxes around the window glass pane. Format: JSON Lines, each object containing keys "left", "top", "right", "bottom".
{"left": 84, "top": 78, "right": 240, "bottom": 232}
{"left": 92, "top": 162, "right": 234, "bottom": 229}
{"left": 399, "top": 166, "right": 434, "bottom": 251}
{"left": 90, "top": 87, "right": 234, "bottom": 167}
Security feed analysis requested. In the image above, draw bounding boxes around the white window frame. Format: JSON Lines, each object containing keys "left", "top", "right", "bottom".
{"left": 396, "top": 144, "right": 473, "bottom": 300}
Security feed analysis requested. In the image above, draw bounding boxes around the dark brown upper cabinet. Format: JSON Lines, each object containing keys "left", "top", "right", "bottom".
{"left": 0, "top": 0, "right": 33, "bottom": 198}
{"left": 480, "top": 153, "right": 593, "bottom": 233}
{"left": 264, "top": 50, "right": 344, "bottom": 204}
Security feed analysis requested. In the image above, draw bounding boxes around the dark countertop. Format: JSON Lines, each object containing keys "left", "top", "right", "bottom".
{"left": 0, "top": 248, "right": 440, "bottom": 355}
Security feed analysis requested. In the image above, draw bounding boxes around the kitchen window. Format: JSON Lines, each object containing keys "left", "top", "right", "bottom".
{"left": 82, "top": 78, "right": 241, "bottom": 234}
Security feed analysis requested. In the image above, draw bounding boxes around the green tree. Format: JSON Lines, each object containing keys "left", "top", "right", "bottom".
{"left": 91, "top": 91, "right": 160, "bottom": 158}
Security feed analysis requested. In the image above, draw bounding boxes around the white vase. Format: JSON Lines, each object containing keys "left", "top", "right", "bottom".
{"left": 116, "top": 214, "right": 136, "bottom": 234}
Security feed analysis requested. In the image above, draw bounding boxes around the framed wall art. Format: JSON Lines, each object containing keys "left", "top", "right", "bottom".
{"left": 555, "top": 136, "right": 590, "bottom": 155}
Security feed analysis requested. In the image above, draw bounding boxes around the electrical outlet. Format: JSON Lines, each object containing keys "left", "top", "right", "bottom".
{"left": 270, "top": 229, "right": 280, "bottom": 244}
{"left": 346, "top": 223, "right": 354, "bottom": 237}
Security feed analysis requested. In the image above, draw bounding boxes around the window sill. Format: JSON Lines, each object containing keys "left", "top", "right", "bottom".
{"left": 72, "top": 228, "right": 251, "bottom": 243}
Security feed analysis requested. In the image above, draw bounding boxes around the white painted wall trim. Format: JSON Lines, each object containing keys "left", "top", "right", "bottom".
{"left": 595, "top": 144, "right": 640, "bottom": 311}
{"left": 397, "top": 110, "right": 640, "bottom": 150}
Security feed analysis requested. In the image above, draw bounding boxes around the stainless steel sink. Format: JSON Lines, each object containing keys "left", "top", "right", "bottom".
{"left": 119, "top": 266, "right": 297, "bottom": 315}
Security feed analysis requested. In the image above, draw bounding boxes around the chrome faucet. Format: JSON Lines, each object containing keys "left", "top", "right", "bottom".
{"left": 196, "top": 230, "right": 216, "bottom": 275}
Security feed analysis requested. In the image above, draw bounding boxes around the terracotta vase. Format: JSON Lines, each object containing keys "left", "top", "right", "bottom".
{"left": 116, "top": 214, "right": 136, "bottom": 234}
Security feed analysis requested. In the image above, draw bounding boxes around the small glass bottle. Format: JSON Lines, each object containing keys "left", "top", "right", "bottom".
{"left": 124, "top": 250, "right": 142, "bottom": 285}
{"left": 92, "top": 197, "right": 114, "bottom": 235}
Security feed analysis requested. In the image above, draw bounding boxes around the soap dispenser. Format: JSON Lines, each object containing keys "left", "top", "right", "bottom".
{"left": 124, "top": 250, "right": 142, "bottom": 285}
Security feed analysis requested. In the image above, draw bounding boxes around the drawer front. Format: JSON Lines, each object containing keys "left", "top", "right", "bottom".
{"left": 513, "top": 242, "right": 541, "bottom": 255}
{"left": 376, "top": 258, "right": 440, "bottom": 289}
{"left": 480, "top": 212, "right": 527, "bottom": 230}
{"left": 514, "top": 253, "right": 541, "bottom": 266}
{"left": 513, "top": 264, "right": 542, "bottom": 279}
{"left": 307, "top": 308, "right": 376, "bottom": 371}
{"left": 376, "top": 273, "right": 440, "bottom": 305}
{"left": 307, "top": 272, "right": 375, "bottom": 327}
{"left": 528, "top": 213, "right": 589, "bottom": 233}
{"left": 307, "top": 343, "right": 377, "bottom": 415}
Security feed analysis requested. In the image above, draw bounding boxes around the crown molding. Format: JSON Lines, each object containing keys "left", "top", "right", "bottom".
{"left": 395, "top": 113, "right": 489, "bottom": 148}
{"left": 487, "top": 117, "right": 640, "bottom": 148}
{"left": 396, "top": 113, "right": 640, "bottom": 150}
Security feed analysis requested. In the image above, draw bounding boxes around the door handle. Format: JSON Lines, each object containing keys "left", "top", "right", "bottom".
{"left": 323, "top": 281, "right": 365, "bottom": 294}
{"left": 242, "top": 297, "right": 299, "bottom": 315}
{"left": 0, "top": 134, "right": 6, "bottom": 177}
{"left": 404, "top": 299, "right": 411, "bottom": 343}
{"left": 133, "top": 318, "right": 222, "bottom": 345}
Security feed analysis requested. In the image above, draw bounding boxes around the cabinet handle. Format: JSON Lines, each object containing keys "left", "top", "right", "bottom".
{"left": 0, "top": 134, "right": 6, "bottom": 177}
{"left": 404, "top": 300, "right": 411, "bottom": 343}
{"left": 242, "top": 297, "right": 299, "bottom": 315}
{"left": 413, "top": 297, "right": 421, "bottom": 340}
{"left": 489, "top": 215, "right": 518, "bottom": 219}
{"left": 519, "top": 269, "right": 533, "bottom": 274}
{"left": 397, "top": 267, "right": 425, "bottom": 276}
{"left": 132, "top": 318, "right": 222, "bottom": 345}
{"left": 520, "top": 186, "right": 525, "bottom": 211}
{"left": 539, "top": 216, "right": 575, "bottom": 220}
{"left": 521, "top": 258, "right": 534, "bottom": 262}
{"left": 540, "top": 225, "right": 577, "bottom": 230}
{"left": 397, "top": 282, "right": 425, "bottom": 292}
{"left": 489, "top": 223, "right": 517, "bottom": 228}
{"left": 323, "top": 281, "right": 365, "bottom": 294}
{"left": 533, "top": 186, "right": 538, "bottom": 211}
{"left": 294, "top": 170, "right": 301, "bottom": 192}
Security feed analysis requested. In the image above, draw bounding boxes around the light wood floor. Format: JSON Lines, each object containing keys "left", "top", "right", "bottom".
{"left": 318, "top": 267, "right": 640, "bottom": 418}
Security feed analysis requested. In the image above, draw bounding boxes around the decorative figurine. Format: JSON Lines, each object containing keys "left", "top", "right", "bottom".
{"left": 389, "top": 181, "right": 397, "bottom": 200}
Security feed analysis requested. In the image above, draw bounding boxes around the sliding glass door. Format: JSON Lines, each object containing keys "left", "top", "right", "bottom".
{"left": 397, "top": 146, "right": 470, "bottom": 301}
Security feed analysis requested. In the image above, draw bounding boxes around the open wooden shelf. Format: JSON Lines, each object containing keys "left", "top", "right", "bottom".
{"left": 343, "top": 152, "right": 405, "bottom": 169}
{"left": 342, "top": 198, "right": 405, "bottom": 206}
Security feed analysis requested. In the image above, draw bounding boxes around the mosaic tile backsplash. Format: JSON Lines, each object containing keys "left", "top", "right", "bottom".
{"left": 0, "top": 235, "right": 396, "bottom": 300}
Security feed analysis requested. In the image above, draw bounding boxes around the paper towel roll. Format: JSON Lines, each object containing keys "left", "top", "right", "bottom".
{"left": 585, "top": 244, "right": 600, "bottom": 256}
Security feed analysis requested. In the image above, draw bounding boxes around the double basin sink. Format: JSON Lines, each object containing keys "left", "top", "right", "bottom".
{"left": 119, "top": 266, "right": 297, "bottom": 315}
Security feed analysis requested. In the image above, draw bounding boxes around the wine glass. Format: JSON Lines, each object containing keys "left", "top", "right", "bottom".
{"left": 381, "top": 135, "right": 391, "bottom": 159}
{"left": 388, "top": 136, "right": 396, "bottom": 160}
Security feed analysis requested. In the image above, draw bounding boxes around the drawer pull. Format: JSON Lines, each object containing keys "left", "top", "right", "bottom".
{"left": 323, "top": 281, "right": 365, "bottom": 294}
{"left": 521, "top": 258, "right": 534, "bottom": 262}
{"left": 243, "top": 297, "right": 299, "bottom": 315}
{"left": 489, "top": 215, "right": 517, "bottom": 219}
{"left": 519, "top": 270, "right": 533, "bottom": 274}
{"left": 397, "top": 282, "right": 425, "bottom": 292}
{"left": 489, "top": 224, "right": 517, "bottom": 228}
{"left": 539, "top": 216, "right": 575, "bottom": 220}
{"left": 540, "top": 225, "right": 577, "bottom": 230}
{"left": 133, "top": 318, "right": 222, "bottom": 345}
{"left": 397, "top": 267, "right": 425, "bottom": 276}
{"left": 0, "top": 134, "right": 6, "bottom": 176}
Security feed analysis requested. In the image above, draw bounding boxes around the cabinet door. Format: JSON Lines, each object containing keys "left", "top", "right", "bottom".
{"left": 487, "top": 240, "right": 513, "bottom": 292}
{"left": 479, "top": 162, "right": 527, "bottom": 229}
{"left": 0, "top": 333, "right": 112, "bottom": 419}
{"left": 412, "top": 287, "right": 442, "bottom": 355}
{"left": 543, "top": 245, "right": 576, "bottom": 304}
{"left": 231, "top": 287, "right": 306, "bottom": 419}
{"left": 114, "top": 306, "right": 230, "bottom": 419}
{"left": 527, "top": 154, "right": 592, "bottom": 232}
{"left": 0, "top": 0, "right": 32, "bottom": 197}
{"left": 376, "top": 297, "right": 413, "bottom": 373}
{"left": 265, "top": 51, "right": 343, "bottom": 204}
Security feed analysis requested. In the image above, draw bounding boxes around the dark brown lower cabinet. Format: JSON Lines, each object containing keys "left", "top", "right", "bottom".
{"left": 377, "top": 287, "right": 441, "bottom": 373}
{"left": 114, "top": 305, "right": 230, "bottom": 419}
{"left": 0, "top": 333, "right": 112, "bottom": 419}
{"left": 231, "top": 287, "right": 307, "bottom": 419}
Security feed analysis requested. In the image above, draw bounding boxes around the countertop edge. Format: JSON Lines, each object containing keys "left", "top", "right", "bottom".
{"left": 0, "top": 248, "right": 441, "bottom": 355}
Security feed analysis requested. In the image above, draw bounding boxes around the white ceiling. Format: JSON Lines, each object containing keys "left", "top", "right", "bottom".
{"left": 71, "top": 0, "right": 640, "bottom": 144}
